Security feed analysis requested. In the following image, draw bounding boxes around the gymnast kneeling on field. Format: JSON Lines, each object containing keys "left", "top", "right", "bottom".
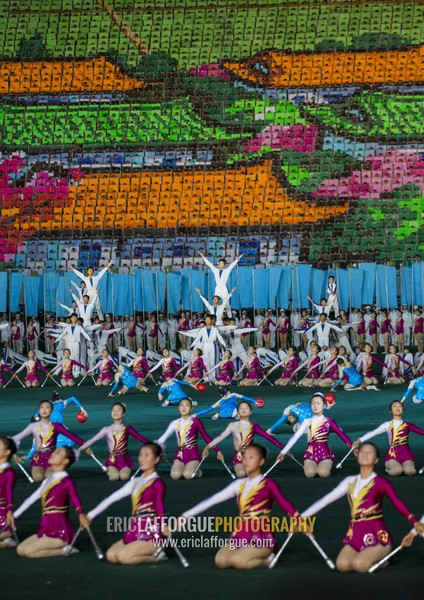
{"left": 84, "top": 443, "right": 169, "bottom": 565}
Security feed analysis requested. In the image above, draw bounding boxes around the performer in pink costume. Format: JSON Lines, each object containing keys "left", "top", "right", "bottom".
{"left": 0, "top": 437, "right": 17, "bottom": 548}
{"left": 12, "top": 350, "right": 49, "bottom": 388}
{"left": 413, "top": 308, "right": 423, "bottom": 353}
{"left": 298, "top": 345, "right": 322, "bottom": 387}
{"left": 83, "top": 349, "right": 116, "bottom": 386}
{"left": 357, "top": 344, "right": 379, "bottom": 386}
{"left": 14, "top": 446, "right": 89, "bottom": 558}
{"left": 384, "top": 345, "right": 405, "bottom": 384}
{"left": 277, "top": 393, "right": 352, "bottom": 478}
{"left": 214, "top": 350, "right": 236, "bottom": 385}
{"left": 315, "top": 347, "right": 340, "bottom": 388}
{"left": 0, "top": 359, "right": 14, "bottom": 387}
{"left": 302, "top": 442, "right": 424, "bottom": 572}
{"left": 85, "top": 443, "right": 169, "bottom": 564}
{"left": 128, "top": 348, "right": 151, "bottom": 382}
{"left": 179, "top": 348, "right": 208, "bottom": 384}
{"left": 148, "top": 348, "right": 179, "bottom": 380}
{"left": 203, "top": 402, "right": 283, "bottom": 478}
{"left": 156, "top": 398, "right": 222, "bottom": 480}
{"left": 239, "top": 346, "right": 265, "bottom": 386}
{"left": 273, "top": 346, "right": 300, "bottom": 386}
{"left": 79, "top": 402, "right": 152, "bottom": 481}
{"left": 12, "top": 400, "right": 84, "bottom": 482}
{"left": 48, "top": 348, "right": 87, "bottom": 387}
{"left": 354, "top": 400, "right": 424, "bottom": 476}
{"left": 180, "top": 444, "right": 307, "bottom": 569}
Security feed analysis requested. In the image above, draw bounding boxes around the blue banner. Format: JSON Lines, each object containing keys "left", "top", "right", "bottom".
{"left": 292, "top": 265, "right": 311, "bottom": 308}
{"left": 0, "top": 272, "right": 7, "bottom": 312}
{"left": 112, "top": 275, "right": 134, "bottom": 316}
{"left": 253, "top": 269, "right": 269, "bottom": 309}
{"left": 98, "top": 272, "right": 113, "bottom": 314}
{"left": 348, "top": 268, "right": 364, "bottom": 309}
{"left": 5, "top": 263, "right": 423, "bottom": 316}
{"left": 135, "top": 271, "right": 157, "bottom": 312}
{"left": 412, "top": 262, "right": 424, "bottom": 306}
{"left": 359, "top": 263, "right": 376, "bottom": 305}
{"left": 9, "top": 272, "right": 23, "bottom": 313}
{"left": 376, "top": 265, "right": 397, "bottom": 308}
{"left": 24, "top": 276, "right": 41, "bottom": 316}
{"left": 156, "top": 271, "right": 166, "bottom": 312}
{"left": 311, "top": 269, "right": 327, "bottom": 302}
{"left": 167, "top": 273, "right": 181, "bottom": 315}
{"left": 401, "top": 266, "right": 413, "bottom": 307}
{"left": 238, "top": 267, "right": 253, "bottom": 308}
{"left": 277, "top": 267, "right": 292, "bottom": 309}
{"left": 336, "top": 268, "right": 349, "bottom": 311}
{"left": 268, "top": 267, "right": 282, "bottom": 307}
{"left": 43, "top": 272, "right": 60, "bottom": 314}
{"left": 182, "top": 268, "right": 207, "bottom": 312}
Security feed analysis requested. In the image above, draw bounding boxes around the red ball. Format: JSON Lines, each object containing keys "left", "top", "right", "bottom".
{"left": 255, "top": 398, "right": 265, "bottom": 408}
{"left": 324, "top": 393, "right": 336, "bottom": 406}
{"left": 196, "top": 383, "right": 206, "bottom": 393}
{"left": 76, "top": 411, "right": 88, "bottom": 423}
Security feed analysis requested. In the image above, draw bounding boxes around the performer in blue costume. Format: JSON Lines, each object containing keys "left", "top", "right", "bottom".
{"left": 108, "top": 365, "right": 148, "bottom": 397}
{"left": 267, "top": 400, "right": 334, "bottom": 433}
{"left": 331, "top": 358, "right": 380, "bottom": 392}
{"left": 195, "top": 386, "right": 257, "bottom": 420}
{"left": 157, "top": 377, "right": 199, "bottom": 407}
{"left": 402, "top": 376, "right": 424, "bottom": 404}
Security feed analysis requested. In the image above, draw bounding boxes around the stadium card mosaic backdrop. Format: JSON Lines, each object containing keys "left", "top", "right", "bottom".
{"left": 0, "top": 0, "right": 423, "bottom": 264}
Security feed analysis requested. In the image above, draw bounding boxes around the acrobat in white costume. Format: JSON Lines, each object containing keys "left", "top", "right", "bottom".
{"left": 326, "top": 276, "right": 339, "bottom": 316}
{"left": 199, "top": 252, "right": 243, "bottom": 299}
{"left": 191, "top": 321, "right": 227, "bottom": 381}
{"left": 70, "top": 291, "right": 98, "bottom": 327}
{"left": 70, "top": 261, "right": 113, "bottom": 320}
{"left": 53, "top": 319, "right": 91, "bottom": 374}
{"left": 307, "top": 315, "right": 343, "bottom": 348}
{"left": 196, "top": 288, "right": 234, "bottom": 326}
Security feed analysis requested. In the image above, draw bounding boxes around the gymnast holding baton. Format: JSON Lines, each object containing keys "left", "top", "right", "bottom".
{"left": 301, "top": 442, "right": 424, "bottom": 573}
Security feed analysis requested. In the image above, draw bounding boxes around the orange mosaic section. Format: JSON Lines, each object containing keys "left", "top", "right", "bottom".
{"left": 222, "top": 44, "right": 424, "bottom": 87}
{"left": 0, "top": 56, "right": 146, "bottom": 94}
{"left": 24, "top": 161, "right": 348, "bottom": 231}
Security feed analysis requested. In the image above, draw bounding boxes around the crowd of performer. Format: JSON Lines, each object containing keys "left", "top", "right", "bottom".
{"left": 0, "top": 257, "right": 423, "bottom": 392}
{"left": 0, "top": 257, "right": 424, "bottom": 573}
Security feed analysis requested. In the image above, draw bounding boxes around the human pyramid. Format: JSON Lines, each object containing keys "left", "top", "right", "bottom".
{"left": 0, "top": 253, "right": 424, "bottom": 573}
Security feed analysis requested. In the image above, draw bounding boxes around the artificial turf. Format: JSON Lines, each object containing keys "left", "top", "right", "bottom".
{"left": 1, "top": 378, "right": 424, "bottom": 600}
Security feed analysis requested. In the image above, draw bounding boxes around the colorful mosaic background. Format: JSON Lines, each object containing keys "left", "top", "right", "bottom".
{"left": 0, "top": 0, "right": 424, "bottom": 265}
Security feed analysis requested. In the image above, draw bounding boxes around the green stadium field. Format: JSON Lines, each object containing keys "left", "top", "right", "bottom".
{"left": 1, "top": 380, "right": 423, "bottom": 600}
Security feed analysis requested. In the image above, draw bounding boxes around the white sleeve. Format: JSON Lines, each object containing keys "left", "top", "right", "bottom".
{"left": 281, "top": 421, "right": 308, "bottom": 455}
{"left": 359, "top": 422, "right": 389, "bottom": 443}
{"left": 95, "top": 265, "right": 109, "bottom": 283}
{"left": 216, "top": 330, "right": 227, "bottom": 347}
{"left": 225, "top": 257, "right": 239, "bottom": 276}
{"left": 80, "top": 327, "right": 91, "bottom": 342}
{"left": 79, "top": 427, "right": 109, "bottom": 451}
{"left": 156, "top": 420, "right": 177, "bottom": 448}
{"left": 182, "top": 480, "right": 241, "bottom": 518}
{"left": 149, "top": 359, "right": 163, "bottom": 373}
{"left": 302, "top": 478, "right": 352, "bottom": 517}
{"left": 207, "top": 423, "right": 234, "bottom": 448}
{"left": 72, "top": 268, "right": 86, "bottom": 283}
{"left": 12, "top": 424, "right": 35, "bottom": 447}
{"left": 88, "top": 480, "right": 134, "bottom": 520}
{"left": 202, "top": 256, "right": 217, "bottom": 275}
{"left": 14, "top": 483, "right": 44, "bottom": 518}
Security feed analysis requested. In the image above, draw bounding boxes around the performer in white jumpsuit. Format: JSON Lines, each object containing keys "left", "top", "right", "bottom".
{"left": 199, "top": 252, "right": 243, "bottom": 298}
